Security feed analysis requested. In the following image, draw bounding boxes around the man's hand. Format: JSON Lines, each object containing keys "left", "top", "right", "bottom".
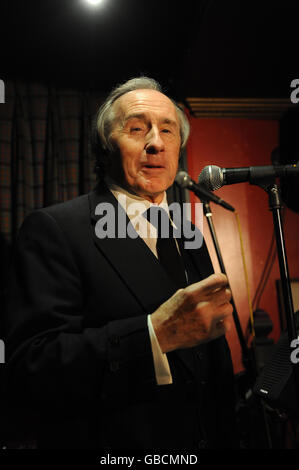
{"left": 151, "top": 273, "right": 233, "bottom": 353}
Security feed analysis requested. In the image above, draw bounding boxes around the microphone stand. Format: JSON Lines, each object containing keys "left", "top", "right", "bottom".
{"left": 260, "top": 182, "right": 299, "bottom": 410}
{"left": 266, "top": 184, "right": 296, "bottom": 339}
{"left": 201, "top": 200, "right": 254, "bottom": 377}
{"left": 202, "top": 198, "right": 274, "bottom": 449}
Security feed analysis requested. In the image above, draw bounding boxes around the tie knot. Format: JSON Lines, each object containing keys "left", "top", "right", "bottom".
{"left": 144, "top": 206, "right": 174, "bottom": 238}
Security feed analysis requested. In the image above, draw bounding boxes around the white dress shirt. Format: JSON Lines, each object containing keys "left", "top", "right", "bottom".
{"left": 107, "top": 180, "right": 174, "bottom": 385}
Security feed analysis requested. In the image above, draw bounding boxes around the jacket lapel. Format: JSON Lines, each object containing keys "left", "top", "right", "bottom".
{"left": 89, "top": 187, "right": 212, "bottom": 377}
{"left": 88, "top": 187, "right": 177, "bottom": 315}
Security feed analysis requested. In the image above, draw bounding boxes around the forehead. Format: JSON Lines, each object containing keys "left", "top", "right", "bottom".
{"left": 113, "top": 89, "right": 179, "bottom": 122}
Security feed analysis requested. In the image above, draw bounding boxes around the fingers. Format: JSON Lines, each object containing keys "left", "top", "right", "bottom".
{"left": 187, "top": 273, "right": 229, "bottom": 300}
{"left": 152, "top": 273, "right": 234, "bottom": 352}
{"left": 213, "top": 300, "right": 233, "bottom": 336}
{"left": 214, "top": 315, "right": 232, "bottom": 338}
{"left": 212, "top": 287, "right": 232, "bottom": 306}
{"left": 185, "top": 274, "right": 232, "bottom": 313}
{"left": 200, "top": 273, "right": 229, "bottom": 293}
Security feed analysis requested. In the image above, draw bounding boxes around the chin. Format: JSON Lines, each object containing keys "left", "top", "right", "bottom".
{"left": 132, "top": 173, "right": 175, "bottom": 200}
{"left": 141, "top": 181, "right": 168, "bottom": 196}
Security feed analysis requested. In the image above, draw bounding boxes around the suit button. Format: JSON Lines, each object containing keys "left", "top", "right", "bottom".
{"left": 200, "top": 380, "right": 206, "bottom": 386}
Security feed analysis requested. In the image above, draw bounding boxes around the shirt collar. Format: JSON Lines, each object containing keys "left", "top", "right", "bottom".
{"left": 105, "top": 177, "right": 170, "bottom": 218}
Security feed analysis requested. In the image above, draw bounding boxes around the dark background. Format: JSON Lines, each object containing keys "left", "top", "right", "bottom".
{"left": 1, "top": 0, "right": 299, "bottom": 450}
{"left": 1, "top": 0, "right": 299, "bottom": 100}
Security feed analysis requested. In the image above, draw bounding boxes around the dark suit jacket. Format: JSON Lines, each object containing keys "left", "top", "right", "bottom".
{"left": 4, "top": 185, "right": 237, "bottom": 449}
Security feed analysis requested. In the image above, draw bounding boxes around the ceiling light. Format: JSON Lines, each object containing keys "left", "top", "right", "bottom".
{"left": 85, "top": 0, "right": 105, "bottom": 6}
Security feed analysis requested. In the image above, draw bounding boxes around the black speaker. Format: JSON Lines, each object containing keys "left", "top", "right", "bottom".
{"left": 253, "top": 315, "right": 299, "bottom": 416}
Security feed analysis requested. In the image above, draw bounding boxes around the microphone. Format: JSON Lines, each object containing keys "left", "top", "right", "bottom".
{"left": 198, "top": 163, "right": 299, "bottom": 191}
{"left": 175, "top": 170, "right": 235, "bottom": 212}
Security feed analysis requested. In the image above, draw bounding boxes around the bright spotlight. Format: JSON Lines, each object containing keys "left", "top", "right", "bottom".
{"left": 85, "top": 0, "right": 104, "bottom": 6}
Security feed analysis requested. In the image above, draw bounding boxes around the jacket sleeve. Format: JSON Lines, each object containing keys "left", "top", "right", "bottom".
{"left": 4, "top": 210, "right": 157, "bottom": 413}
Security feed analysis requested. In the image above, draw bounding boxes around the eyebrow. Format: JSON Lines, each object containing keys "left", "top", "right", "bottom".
{"left": 123, "top": 113, "right": 178, "bottom": 128}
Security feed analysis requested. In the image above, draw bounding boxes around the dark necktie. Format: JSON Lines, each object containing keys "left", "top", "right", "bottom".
{"left": 145, "top": 206, "right": 187, "bottom": 290}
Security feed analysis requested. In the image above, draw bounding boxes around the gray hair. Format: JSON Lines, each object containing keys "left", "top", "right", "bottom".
{"left": 92, "top": 76, "right": 190, "bottom": 181}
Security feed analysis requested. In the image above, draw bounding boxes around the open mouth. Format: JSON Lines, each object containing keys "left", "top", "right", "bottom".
{"left": 143, "top": 164, "right": 164, "bottom": 169}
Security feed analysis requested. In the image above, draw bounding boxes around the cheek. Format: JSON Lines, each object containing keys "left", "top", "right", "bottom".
{"left": 120, "top": 149, "right": 140, "bottom": 179}
{"left": 168, "top": 150, "right": 180, "bottom": 172}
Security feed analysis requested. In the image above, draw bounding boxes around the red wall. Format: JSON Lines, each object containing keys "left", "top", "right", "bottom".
{"left": 187, "top": 117, "right": 299, "bottom": 373}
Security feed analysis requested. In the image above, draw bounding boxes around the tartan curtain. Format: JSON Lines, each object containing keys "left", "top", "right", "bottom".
{"left": 0, "top": 81, "right": 103, "bottom": 246}
{"left": 0, "top": 81, "right": 105, "bottom": 448}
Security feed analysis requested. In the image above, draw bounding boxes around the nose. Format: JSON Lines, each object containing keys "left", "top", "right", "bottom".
{"left": 145, "top": 127, "right": 165, "bottom": 154}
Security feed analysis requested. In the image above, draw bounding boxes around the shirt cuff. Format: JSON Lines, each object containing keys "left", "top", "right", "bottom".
{"left": 147, "top": 315, "right": 173, "bottom": 385}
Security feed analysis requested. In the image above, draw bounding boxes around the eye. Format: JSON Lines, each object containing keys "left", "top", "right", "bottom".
{"left": 161, "top": 128, "right": 171, "bottom": 133}
{"left": 130, "top": 127, "right": 145, "bottom": 133}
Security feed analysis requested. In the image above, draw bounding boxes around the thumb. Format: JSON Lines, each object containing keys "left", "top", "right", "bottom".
{"left": 200, "top": 273, "right": 229, "bottom": 293}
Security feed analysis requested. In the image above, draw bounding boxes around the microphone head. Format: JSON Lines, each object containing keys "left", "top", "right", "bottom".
{"left": 175, "top": 170, "right": 191, "bottom": 188}
{"left": 198, "top": 165, "right": 223, "bottom": 191}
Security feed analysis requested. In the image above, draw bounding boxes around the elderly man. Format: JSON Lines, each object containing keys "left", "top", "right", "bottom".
{"left": 4, "top": 77, "right": 237, "bottom": 449}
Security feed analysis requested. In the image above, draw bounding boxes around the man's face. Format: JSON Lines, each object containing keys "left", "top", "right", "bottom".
{"left": 108, "top": 89, "right": 181, "bottom": 204}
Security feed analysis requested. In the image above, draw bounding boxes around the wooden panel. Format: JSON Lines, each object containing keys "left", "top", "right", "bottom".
{"left": 185, "top": 98, "right": 295, "bottom": 119}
